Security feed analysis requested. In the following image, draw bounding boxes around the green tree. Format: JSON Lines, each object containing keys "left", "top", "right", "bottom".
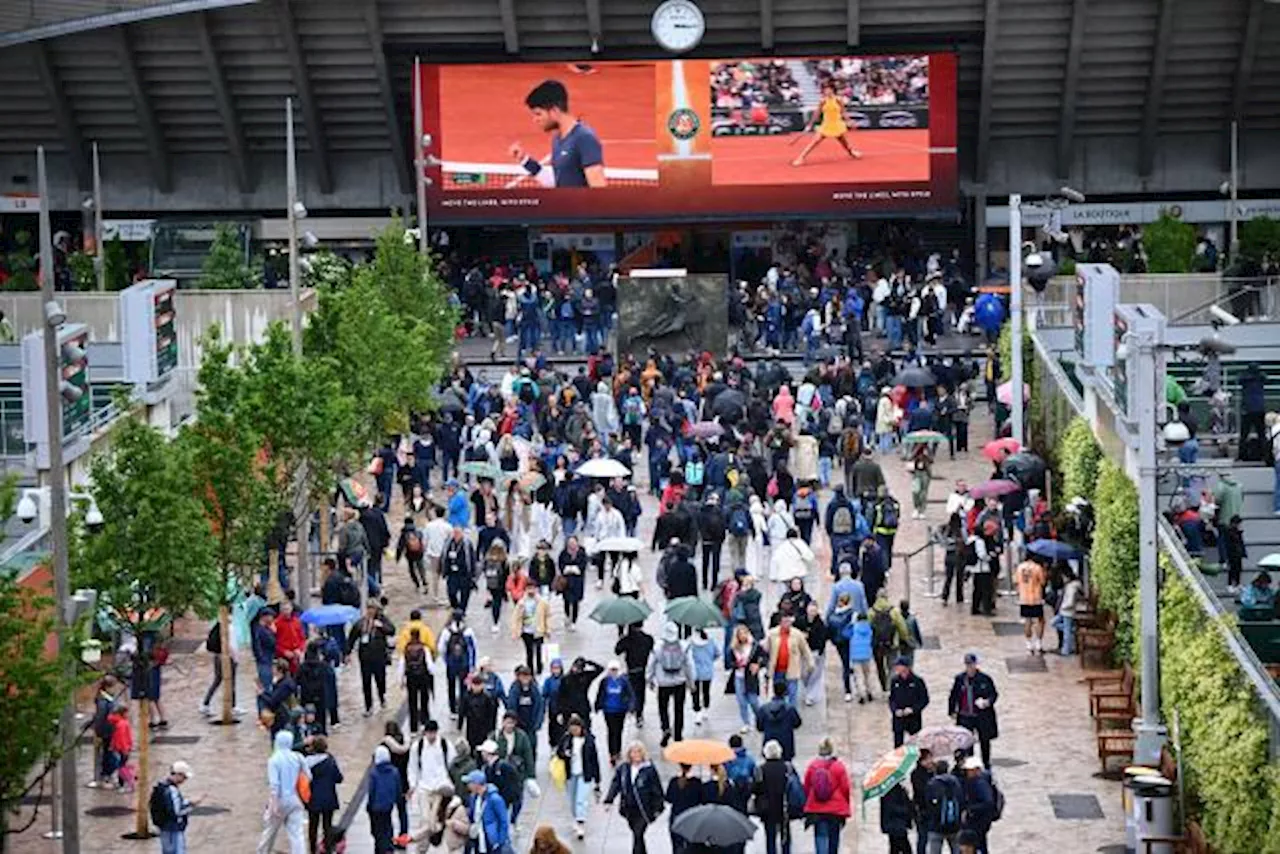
{"left": 103, "top": 237, "right": 132, "bottom": 291}
{"left": 1143, "top": 212, "right": 1197, "bottom": 274}
{"left": 1089, "top": 459, "right": 1140, "bottom": 662}
{"left": 180, "top": 326, "right": 277, "bottom": 725}
{"left": 71, "top": 414, "right": 219, "bottom": 838}
{"left": 1058, "top": 417, "right": 1102, "bottom": 505}
{"left": 1238, "top": 215, "right": 1280, "bottom": 265}
{"left": 3, "top": 229, "right": 37, "bottom": 291}
{"left": 67, "top": 251, "right": 97, "bottom": 291}
{"left": 199, "top": 222, "right": 252, "bottom": 290}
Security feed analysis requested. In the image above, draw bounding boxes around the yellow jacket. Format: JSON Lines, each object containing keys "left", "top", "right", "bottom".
{"left": 396, "top": 619, "right": 437, "bottom": 656}
{"left": 509, "top": 597, "right": 551, "bottom": 640}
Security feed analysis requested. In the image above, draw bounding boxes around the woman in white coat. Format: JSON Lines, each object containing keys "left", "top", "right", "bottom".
{"left": 769, "top": 528, "right": 816, "bottom": 595}
{"left": 592, "top": 496, "right": 628, "bottom": 591}
{"left": 748, "top": 495, "right": 771, "bottom": 580}
{"left": 591, "top": 380, "right": 620, "bottom": 439}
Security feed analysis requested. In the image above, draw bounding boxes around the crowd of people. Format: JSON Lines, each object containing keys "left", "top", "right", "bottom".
{"left": 120, "top": 312, "right": 1110, "bottom": 854}
{"left": 712, "top": 60, "right": 804, "bottom": 112}
{"left": 806, "top": 57, "right": 929, "bottom": 107}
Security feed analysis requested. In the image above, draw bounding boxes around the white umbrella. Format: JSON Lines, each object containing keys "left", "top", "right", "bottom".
{"left": 576, "top": 458, "right": 631, "bottom": 479}
{"left": 769, "top": 538, "right": 815, "bottom": 583}
{"left": 592, "top": 536, "right": 645, "bottom": 555}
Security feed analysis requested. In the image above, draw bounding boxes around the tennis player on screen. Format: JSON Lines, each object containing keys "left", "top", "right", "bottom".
{"left": 509, "top": 80, "right": 607, "bottom": 188}
{"left": 792, "top": 81, "right": 863, "bottom": 167}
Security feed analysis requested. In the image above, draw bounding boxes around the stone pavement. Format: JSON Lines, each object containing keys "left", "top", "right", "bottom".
{"left": 11, "top": 408, "right": 1125, "bottom": 854}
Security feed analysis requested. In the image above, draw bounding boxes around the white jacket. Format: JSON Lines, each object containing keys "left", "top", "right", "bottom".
{"left": 614, "top": 557, "right": 644, "bottom": 596}
{"left": 408, "top": 734, "right": 455, "bottom": 792}
{"left": 422, "top": 518, "right": 453, "bottom": 558}
{"left": 596, "top": 507, "right": 627, "bottom": 541}
{"left": 770, "top": 536, "right": 815, "bottom": 582}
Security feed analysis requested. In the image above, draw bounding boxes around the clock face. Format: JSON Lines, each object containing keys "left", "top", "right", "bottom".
{"left": 651, "top": 0, "right": 705, "bottom": 53}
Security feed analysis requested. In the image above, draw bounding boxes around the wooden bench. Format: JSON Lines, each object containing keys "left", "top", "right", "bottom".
{"left": 1079, "top": 611, "right": 1118, "bottom": 670}
{"left": 1139, "top": 820, "right": 1209, "bottom": 854}
{"left": 1085, "top": 662, "right": 1137, "bottom": 726}
{"left": 1096, "top": 730, "right": 1136, "bottom": 773}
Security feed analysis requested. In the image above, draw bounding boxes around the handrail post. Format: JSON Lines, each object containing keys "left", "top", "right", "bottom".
{"left": 926, "top": 533, "right": 937, "bottom": 597}
{"left": 902, "top": 553, "right": 911, "bottom": 605}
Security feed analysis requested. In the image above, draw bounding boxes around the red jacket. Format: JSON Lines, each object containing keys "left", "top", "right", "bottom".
{"left": 802, "top": 757, "right": 852, "bottom": 818}
{"left": 107, "top": 711, "right": 133, "bottom": 755}
{"left": 275, "top": 614, "right": 307, "bottom": 664}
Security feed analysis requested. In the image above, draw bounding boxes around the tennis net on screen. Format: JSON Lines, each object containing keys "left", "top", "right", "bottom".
{"left": 438, "top": 160, "right": 659, "bottom": 190}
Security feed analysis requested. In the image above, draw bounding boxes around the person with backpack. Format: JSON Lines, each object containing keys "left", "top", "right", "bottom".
{"left": 755, "top": 680, "right": 803, "bottom": 761}
{"left": 869, "top": 593, "right": 905, "bottom": 692}
{"left": 791, "top": 486, "right": 818, "bottom": 544}
{"left": 924, "top": 759, "right": 965, "bottom": 854}
{"left": 889, "top": 657, "right": 930, "bottom": 748}
{"left": 698, "top": 493, "right": 727, "bottom": 591}
{"left": 398, "top": 628, "right": 435, "bottom": 734}
{"left": 408, "top": 719, "right": 455, "bottom": 837}
{"left": 478, "top": 737, "right": 526, "bottom": 825}
{"left": 490, "top": 712, "right": 536, "bottom": 818}
{"left": 198, "top": 620, "right": 240, "bottom": 719}
{"left": 303, "top": 736, "right": 343, "bottom": 854}
{"left": 948, "top": 653, "right": 1000, "bottom": 769}
{"left": 959, "top": 756, "right": 998, "bottom": 853}
{"left": 647, "top": 622, "right": 695, "bottom": 747}
{"left": 753, "top": 739, "right": 794, "bottom": 854}
{"left": 296, "top": 642, "right": 335, "bottom": 736}
{"left": 151, "top": 760, "right": 198, "bottom": 854}
{"left": 88, "top": 674, "right": 119, "bottom": 786}
{"left": 725, "top": 497, "right": 753, "bottom": 572}
{"left": 256, "top": 730, "right": 311, "bottom": 854}
{"left": 604, "top": 741, "right": 666, "bottom": 854}
{"left": 803, "top": 738, "right": 852, "bottom": 854}
{"left": 396, "top": 515, "right": 428, "bottom": 593}
{"left": 872, "top": 487, "right": 901, "bottom": 571}
{"left": 438, "top": 611, "right": 476, "bottom": 719}
{"left": 823, "top": 485, "right": 859, "bottom": 577}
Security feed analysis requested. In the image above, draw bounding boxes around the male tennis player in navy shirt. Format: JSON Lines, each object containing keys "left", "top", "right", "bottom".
{"left": 510, "top": 80, "right": 607, "bottom": 188}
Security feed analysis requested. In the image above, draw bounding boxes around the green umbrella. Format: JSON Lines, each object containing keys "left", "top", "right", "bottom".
{"left": 903, "top": 430, "right": 946, "bottom": 445}
{"left": 862, "top": 744, "right": 920, "bottom": 804}
{"left": 665, "top": 596, "right": 725, "bottom": 628}
{"left": 589, "top": 596, "right": 652, "bottom": 626}
{"left": 460, "top": 461, "right": 503, "bottom": 481}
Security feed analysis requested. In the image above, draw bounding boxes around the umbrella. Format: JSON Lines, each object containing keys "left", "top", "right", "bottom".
{"left": 663, "top": 739, "right": 735, "bottom": 766}
{"left": 591, "top": 536, "right": 645, "bottom": 555}
{"left": 892, "top": 367, "right": 936, "bottom": 389}
{"left": 1026, "top": 539, "right": 1082, "bottom": 561}
{"left": 589, "top": 596, "right": 652, "bottom": 626}
{"left": 434, "top": 388, "right": 466, "bottom": 414}
{"left": 907, "top": 726, "right": 977, "bottom": 757}
{"left": 996, "top": 381, "right": 1030, "bottom": 405}
{"left": 862, "top": 745, "right": 920, "bottom": 803}
{"left": 711, "top": 389, "right": 746, "bottom": 419}
{"left": 688, "top": 421, "right": 725, "bottom": 439}
{"left": 338, "top": 477, "right": 371, "bottom": 508}
{"left": 665, "top": 596, "right": 725, "bottom": 629}
{"left": 969, "top": 479, "right": 1022, "bottom": 500}
{"left": 670, "top": 804, "right": 757, "bottom": 847}
{"left": 982, "top": 438, "right": 1021, "bottom": 461}
{"left": 1001, "top": 452, "right": 1047, "bottom": 490}
{"left": 300, "top": 604, "right": 360, "bottom": 628}
{"left": 577, "top": 458, "right": 631, "bottom": 479}
{"left": 904, "top": 430, "right": 946, "bottom": 445}
{"left": 1257, "top": 553, "right": 1280, "bottom": 569}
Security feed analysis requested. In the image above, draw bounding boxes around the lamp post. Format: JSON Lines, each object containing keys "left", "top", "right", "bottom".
{"left": 1008, "top": 194, "right": 1024, "bottom": 445}
{"left": 92, "top": 143, "right": 105, "bottom": 292}
{"left": 413, "top": 56, "right": 429, "bottom": 257}
{"left": 285, "top": 97, "right": 313, "bottom": 610}
{"left": 37, "top": 145, "right": 82, "bottom": 854}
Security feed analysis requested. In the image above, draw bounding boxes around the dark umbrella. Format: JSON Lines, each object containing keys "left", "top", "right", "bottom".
{"left": 1026, "top": 539, "right": 1082, "bottom": 561}
{"left": 892, "top": 366, "right": 936, "bottom": 389}
{"left": 435, "top": 388, "right": 465, "bottom": 414}
{"left": 1001, "top": 452, "right": 1047, "bottom": 490}
{"left": 670, "top": 804, "right": 757, "bottom": 847}
{"left": 711, "top": 389, "right": 746, "bottom": 419}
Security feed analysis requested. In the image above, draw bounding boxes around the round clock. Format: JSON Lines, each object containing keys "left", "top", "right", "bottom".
{"left": 651, "top": 0, "right": 706, "bottom": 54}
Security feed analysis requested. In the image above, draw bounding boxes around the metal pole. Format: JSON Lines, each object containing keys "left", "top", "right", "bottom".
{"left": 1009, "top": 193, "right": 1024, "bottom": 445}
{"left": 92, "top": 143, "right": 105, "bottom": 292}
{"left": 413, "top": 56, "right": 429, "bottom": 257}
{"left": 285, "top": 97, "right": 312, "bottom": 609}
{"left": 925, "top": 535, "right": 936, "bottom": 598}
{"left": 1133, "top": 330, "right": 1167, "bottom": 765}
{"left": 1229, "top": 120, "right": 1240, "bottom": 260}
{"left": 38, "top": 146, "right": 81, "bottom": 854}
{"left": 286, "top": 98, "right": 302, "bottom": 357}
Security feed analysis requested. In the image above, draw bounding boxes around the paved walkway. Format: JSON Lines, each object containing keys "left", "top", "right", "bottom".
{"left": 11, "top": 408, "right": 1124, "bottom": 854}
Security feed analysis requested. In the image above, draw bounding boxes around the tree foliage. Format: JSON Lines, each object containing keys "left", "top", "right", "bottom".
{"left": 1057, "top": 417, "right": 1102, "bottom": 505}
{"left": 1143, "top": 212, "right": 1197, "bottom": 274}
{"left": 0, "top": 578, "right": 85, "bottom": 841}
{"left": 1238, "top": 215, "right": 1280, "bottom": 266}
{"left": 199, "top": 222, "right": 253, "bottom": 290}
{"left": 1089, "top": 459, "right": 1140, "bottom": 663}
{"left": 1159, "top": 572, "right": 1280, "bottom": 853}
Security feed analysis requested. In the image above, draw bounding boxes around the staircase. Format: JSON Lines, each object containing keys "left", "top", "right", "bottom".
{"left": 788, "top": 59, "right": 821, "bottom": 110}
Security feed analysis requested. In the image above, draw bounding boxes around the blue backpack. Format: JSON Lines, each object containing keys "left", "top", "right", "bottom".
{"left": 784, "top": 763, "right": 807, "bottom": 820}
{"left": 728, "top": 504, "right": 751, "bottom": 537}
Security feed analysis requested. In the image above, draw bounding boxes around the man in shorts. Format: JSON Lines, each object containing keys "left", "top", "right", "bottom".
{"left": 1015, "top": 557, "right": 1047, "bottom": 655}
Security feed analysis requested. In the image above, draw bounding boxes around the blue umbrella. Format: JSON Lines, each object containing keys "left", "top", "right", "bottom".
{"left": 1026, "top": 539, "right": 1081, "bottom": 561}
{"left": 300, "top": 604, "right": 360, "bottom": 628}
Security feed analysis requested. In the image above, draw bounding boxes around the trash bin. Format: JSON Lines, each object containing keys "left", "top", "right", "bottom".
{"left": 1132, "top": 774, "right": 1176, "bottom": 854}
{"left": 1122, "top": 766, "right": 1159, "bottom": 852}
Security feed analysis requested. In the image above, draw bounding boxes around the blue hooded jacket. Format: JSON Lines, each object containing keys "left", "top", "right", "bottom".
{"left": 724, "top": 746, "right": 757, "bottom": 787}
{"left": 594, "top": 673, "right": 634, "bottom": 714}
{"left": 367, "top": 747, "right": 401, "bottom": 813}
{"left": 475, "top": 783, "right": 511, "bottom": 848}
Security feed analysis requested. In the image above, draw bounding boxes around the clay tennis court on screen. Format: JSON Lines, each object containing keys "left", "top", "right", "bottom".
{"left": 435, "top": 62, "right": 659, "bottom": 190}
{"left": 710, "top": 129, "right": 932, "bottom": 186}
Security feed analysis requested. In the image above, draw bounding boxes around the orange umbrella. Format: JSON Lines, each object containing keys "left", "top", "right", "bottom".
{"left": 663, "top": 739, "right": 735, "bottom": 766}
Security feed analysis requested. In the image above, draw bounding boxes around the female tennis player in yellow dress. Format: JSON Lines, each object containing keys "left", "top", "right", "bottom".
{"left": 792, "top": 81, "right": 863, "bottom": 167}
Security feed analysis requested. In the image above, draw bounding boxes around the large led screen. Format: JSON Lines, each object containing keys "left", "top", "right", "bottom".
{"left": 419, "top": 54, "right": 957, "bottom": 223}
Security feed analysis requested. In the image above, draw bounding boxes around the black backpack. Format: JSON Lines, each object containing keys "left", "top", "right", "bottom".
{"left": 871, "top": 609, "right": 896, "bottom": 649}
{"left": 149, "top": 781, "right": 177, "bottom": 829}
{"left": 932, "top": 775, "right": 963, "bottom": 834}
{"left": 405, "top": 644, "right": 429, "bottom": 679}
{"left": 446, "top": 631, "right": 468, "bottom": 665}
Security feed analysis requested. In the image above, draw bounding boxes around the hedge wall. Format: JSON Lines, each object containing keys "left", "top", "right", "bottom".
{"left": 1159, "top": 572, "right": 1280, "bottom": 853}
{"left": 1090, "top": 459, "right": 1140, "bottom": 661}
{"left": 1058, "top": 417, "right": 1102, "bottom": 505}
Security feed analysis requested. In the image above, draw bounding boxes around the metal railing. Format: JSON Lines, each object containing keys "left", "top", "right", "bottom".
{"left": 896, "top": 532, "right": 940, "bottom": 603}
{"left": 1169, "top": 279, "right": 1279, "bottom": 325}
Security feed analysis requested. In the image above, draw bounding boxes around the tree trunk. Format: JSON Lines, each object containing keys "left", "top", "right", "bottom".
{"left": 134, "top": 696, "right": 152, "bottom": 837}
{"left": 219, "top": 604, "right": 235, "bottom": 725}
{"left": 296, "top": 510, "right": 311, "bottom": 610}
{"left": 318, "top": 499, "right": 331, "bottom": 557}
{"left": 266, "top": 546, "right": 282, "bottom": 605}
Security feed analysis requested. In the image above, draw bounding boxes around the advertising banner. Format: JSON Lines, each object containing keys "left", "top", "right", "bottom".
{"left": 420, "top": 53, "right": 957, "bottom": 224}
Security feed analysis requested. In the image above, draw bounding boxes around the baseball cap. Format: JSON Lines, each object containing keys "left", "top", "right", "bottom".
{"left": 170, "top": 760, "right": 194, "bottom": 780}
{"left": 463, "top": 770, "right": 487, "bottom": 786}
{"left": 478, "top": 739, "right": 499, "bottom": 755}
{"left": 962, "top": 755, "right": 985, "bottom": 771}
{"left": 964, "top": 652, "right": 979, "bottom": 665}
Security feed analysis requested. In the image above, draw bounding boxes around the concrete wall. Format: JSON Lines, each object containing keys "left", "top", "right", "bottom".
{"left": 0, "top": 288, "right": 316, "bottom": 369}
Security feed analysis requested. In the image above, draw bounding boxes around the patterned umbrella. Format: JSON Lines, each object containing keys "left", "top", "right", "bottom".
{"left": 688, "top": 421, "right": 726, "bottom": 439}
{"left": 904, "top": 430, "right": 947, "bottom": 445}
{"left": 862, "top": 745, "right": 920, "bottom": 803}
{"left": 907, "top": 726, "right": 977, "bottom": 757}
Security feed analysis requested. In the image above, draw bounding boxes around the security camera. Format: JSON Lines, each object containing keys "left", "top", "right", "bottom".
{"left": 16, "top": 492, "right": 37, "bottom": 524}
{"left": 44, "top": 300, "right": 66, "bottom": 327}
{"left": 421, "top": 133, "right": 432, "bottom": 149}
{"left": 302, "top": 231, "right": 319, "bottom": 249}
{"left": 1162, "top": 421, "right": 1191, "bottom": 447}
{"left": 591, "top": 36, "right": 601, "bottom": 54}
{"left": 1209, "top": 305, "right": 1242, "bottom": 327}
{"left": 81, "top": 197, "right": 95, "bottom": 211}
{"left": 1219, "top": 180, "right": 1231, "bottom": 196}
{"left": 83, "top": 502, "right": 104, "bottom": 531}
{"left": 1059, "top": 186, "right": 1086, "bottom": 204}
{"left": 1024, "top": 251, "right": 1045, "bottom": 270}
{"left": 292, "top": 201, "right": 308, "bottom": 220}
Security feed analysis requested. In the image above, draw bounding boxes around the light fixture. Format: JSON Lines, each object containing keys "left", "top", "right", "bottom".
{"left": 1059, "top": 186, "right": 1086, "bottom": 203}
{"left": 81, "top": 197, "right": 95, "bottom": 211}
{"left": 302, "top": 231, "right": 319, "bottom": 249}
{"left": 292, "top": 201, "right": 308, "bottom": 219}
{"left": 1197, "top": 335, "right": 1237, "bottom": 355}
{"left": 421, "top": 133, "right": 432, "bottom": 149}
{"left": 44, "top": 300, "right": 66, "bottom": 327}
{"left": 83, "top": 502, "right": 104, "bottom": 529}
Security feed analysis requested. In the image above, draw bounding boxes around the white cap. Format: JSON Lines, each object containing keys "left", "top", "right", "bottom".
{"left": 962, "top": 755, "right": 985, "bottom": 771}
{"left": 478, "top": 739, "right": 499, "bottom": 755}
{"left": 170, "top": 760, "right": 194, "bottom": 780}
